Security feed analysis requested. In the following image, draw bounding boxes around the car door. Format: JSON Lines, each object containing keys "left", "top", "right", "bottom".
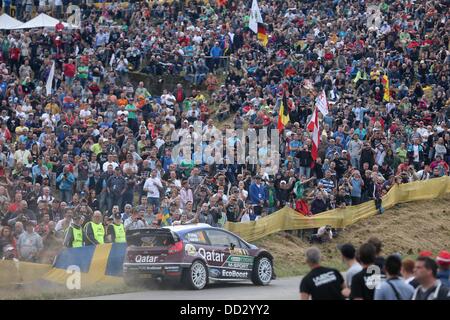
{"left": 203, "top": 229, "right": 253, "bottom": 280}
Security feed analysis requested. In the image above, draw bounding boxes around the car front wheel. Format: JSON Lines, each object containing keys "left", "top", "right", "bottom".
{"left": 252, "top": 256, "right": 273, "bottom": 286}
{"left": 184, "top": 260, "right": 208, "bottom": 290}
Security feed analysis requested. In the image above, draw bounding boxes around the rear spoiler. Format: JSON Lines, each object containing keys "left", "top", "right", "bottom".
{"left": 126, "top": 228, "right": 179, "bottom": 246}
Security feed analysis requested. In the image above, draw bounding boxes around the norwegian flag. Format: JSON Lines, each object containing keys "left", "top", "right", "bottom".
{"left": 307, "top": 106, "right": 320, "bottom": 161}
{"left": 315, "top": 90, "right": 329, "bottom": 116}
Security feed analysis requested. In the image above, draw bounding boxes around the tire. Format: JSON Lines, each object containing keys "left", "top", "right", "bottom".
{"left": 183, "top": 260, "right": 208, "bottom": 290}
{"left": 251, "top": 256, "right": 273, "bottom": 286}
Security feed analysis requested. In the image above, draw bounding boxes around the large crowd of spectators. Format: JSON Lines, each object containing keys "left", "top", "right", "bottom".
{"left": 0, "top": 0, "right": 448, "bottom": 267}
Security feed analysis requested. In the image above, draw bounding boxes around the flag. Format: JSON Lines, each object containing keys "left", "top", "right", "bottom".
{"left": 382, "top": 74, "right": 390, "bottom": 102}
{"left": 257, "top": 23, "right": 268, "bottom": 46}
{"left": 307, "top": 106, "right": 320, "bottom": 161}
{"left": 161, "top": 206, "right": 172, "bottom": 227}
{"left": 315, "top": 90, "right": 329, "bottom": 117}
{"left": 46, "top": 61, "right": 55, "bottom": 96}
{"left": 277, "top": 91, "right": 290, "bottom": 132}
{"left": 249, "top": 0, "right": 263, "bottom": 34}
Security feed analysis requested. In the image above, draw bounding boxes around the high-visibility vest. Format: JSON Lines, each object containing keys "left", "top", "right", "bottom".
{"left": 112, "top": 223, "right": 126, "bottom": 243}
{"left": 88, "top": 221, "right": 105, "bottom": 244}
{"left": 72, "top": 226, "right": 83, "bottom": 248}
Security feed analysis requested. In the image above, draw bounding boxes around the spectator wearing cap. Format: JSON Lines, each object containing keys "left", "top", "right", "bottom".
{"left": 106, "top": 213, "right": 126, "bottom": 243}
{"left": 16, "top": 221, "right": 43, "bottom": 262}
{"left": 374, "top": 255, "right": 414, "bottom": 300}
{"left": 63, "top": 214, "right": 85, "bottom": 248}
{"left": 436, "top": 250, "right": 450, "bottom": 287}
{"left": 249, "top": 176, "right": 266, "bottom": 217}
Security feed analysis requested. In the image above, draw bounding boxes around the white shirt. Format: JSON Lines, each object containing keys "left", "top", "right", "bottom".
{"left": 124, "top": 218, "right": 146, "bottom": 231}
{"left": 161, "top": 93, "right": 176, "bottom": 106}
{"left": 37, "top": 195, "right": 54, "bottom": 204}
{"left": 55, "top": 218, "right": 72, "bottom": 232}
{"left": 143, "top": 177, "right": 163, "bottom": 198}
{"left": 240, "top": 212, "right": 250, "bottom": 222}
{"left": 102, "top": 161, "right": 119, "bottom": 172}
{"left": 413, "top": 145, "right": 420, "bottom": 162}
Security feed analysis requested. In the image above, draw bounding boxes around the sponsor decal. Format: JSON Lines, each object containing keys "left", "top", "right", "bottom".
{"left": 164, "top": 266, "right": 180, "bottom": 272}
{"left": 198, "top": 248, "right": 225, "bottom": 262}
{"left": 209, "top": 268, "right": 221, "bottom": 278}
{"left": 135, "top": 255, "right": 158, "bottom": 263}
{"left": 185, "top": 244, "right": 197, "bottom": 256}
{"left": 222, "top": 269, "right": 249, "bottom": 278}
{"left": 223, "top": 255, "right": 254, "bottom": 269}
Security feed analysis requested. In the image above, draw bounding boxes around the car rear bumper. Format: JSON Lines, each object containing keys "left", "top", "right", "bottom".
{"left": 123, "top": 263, "right": 189, "bottom": 279}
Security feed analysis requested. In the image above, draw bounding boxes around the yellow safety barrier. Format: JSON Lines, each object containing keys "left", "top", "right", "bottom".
{"left": 0, "top": 260, "right": 52, "bottom": 288}
{"left": 224, "top": 176, "right": 450, "bottom": 242}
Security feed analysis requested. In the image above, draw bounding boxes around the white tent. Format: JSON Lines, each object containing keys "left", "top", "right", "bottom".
{"left": 12, "top": 13, "right": 79, "bottom": 30}
{"left": 0, "top": 14, "right": 23, "bottom": 30}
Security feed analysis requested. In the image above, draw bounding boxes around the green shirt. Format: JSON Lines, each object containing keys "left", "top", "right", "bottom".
{"left": 125, "top": 104, "right": 137, "bottom": 119}
{"left": 294, "top": 181, "right": 305, "bottom": 199}
{"left": 77, "top": 66, "right": 89, "bottom": 79}
{"left": 180, "top": 160, "right": 194, "bottom": 176}
{"left": 396, "top": 148, "right": 407, "bottom": 162}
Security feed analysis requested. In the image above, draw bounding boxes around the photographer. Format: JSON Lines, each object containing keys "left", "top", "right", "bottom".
{"left": 56, "top": 165, "right": 75, "bottom": 203}
{"left": 124, "top": 209, "right": 146, "bottom": 231}
{"left": 309, "top": 225, "right": 334, "bottom": 244}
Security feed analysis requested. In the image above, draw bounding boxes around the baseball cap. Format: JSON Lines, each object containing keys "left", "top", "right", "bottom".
{"left": 338, "top": 243, "right": 356, "bottom": 260}
{"left": 114, "top": 213, "right": 122, "bottom": 220}
{"left": 419, "top": 250, "right": 434, "bottom": 257}
{"left": 436, "top": 250, "right": 450, "bottom": 266}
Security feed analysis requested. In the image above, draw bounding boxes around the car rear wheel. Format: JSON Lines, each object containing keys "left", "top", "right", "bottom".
{"left": 183, "top": 260, "right": 208, "bottom": 290}
{"left": 252, "top": 256, "right": 273, "bottom": 286}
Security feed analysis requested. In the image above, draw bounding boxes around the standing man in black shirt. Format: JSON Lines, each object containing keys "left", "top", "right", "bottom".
{"left": 300, "top": 247, "right": 345, "bottom": 300}
{"left": 350, "top": 242, "right": 379, "bottom": 300}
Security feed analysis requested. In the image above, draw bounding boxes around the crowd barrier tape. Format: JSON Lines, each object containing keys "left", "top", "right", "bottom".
{"left": 224, "top": 176, "right": 450, "bottom": 242}
{"left": 1, "top": 177, "right": 449, "bottom": 288}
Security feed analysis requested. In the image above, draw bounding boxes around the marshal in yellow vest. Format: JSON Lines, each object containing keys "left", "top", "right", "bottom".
{"left": 112, "top": 223, "right": 126, "bottom": 243}
{"left": 72, "top": 227, "right": 83, "bottom": 248}
{"left": 86, "top": 221, "right": 105, "bottom": 244}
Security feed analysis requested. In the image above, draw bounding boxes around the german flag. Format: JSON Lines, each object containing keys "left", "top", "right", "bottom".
{"left": 277, "top": 91, "right": 290, "bottom": 132}
{"left": 257, "top": 23, "right": 268, "bottom": 47}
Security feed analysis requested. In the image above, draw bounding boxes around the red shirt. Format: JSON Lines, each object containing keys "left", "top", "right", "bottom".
{"left": 55, "top": 22, "right": 64, "bottom": 32}
{"left": 63, "top": 63, "right": 76, "bottom": 77}
{"left": 9, "top": 47, "right": 20, "bottom": 61}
